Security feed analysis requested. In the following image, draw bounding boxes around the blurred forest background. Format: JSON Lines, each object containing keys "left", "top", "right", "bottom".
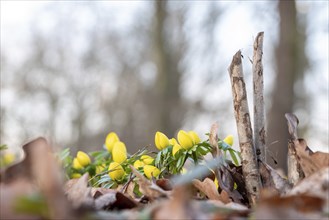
{"left": 1, "top": 1, "right": 328, "bottom": 171}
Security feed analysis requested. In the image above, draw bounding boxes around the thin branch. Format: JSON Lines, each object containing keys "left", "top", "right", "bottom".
{"left": 228, "top": 50, "right": 261, "bottom": 205}
{"left": 252, "top": 32, "right": 266, "bottom": 162}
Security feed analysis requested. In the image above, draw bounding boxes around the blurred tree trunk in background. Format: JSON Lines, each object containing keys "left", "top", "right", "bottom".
{"left": 267, "top": 0, "right": 308, "bottom": 172}
{"left": 152, "top": 0, "right": 184, "bottom": 137}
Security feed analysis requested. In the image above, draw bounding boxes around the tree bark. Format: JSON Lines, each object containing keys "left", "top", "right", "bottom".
{"left": 252, "top": 32, "right": 266, "bottom": 162}
{"left": 267, "top": 0, "right": 308, "bottom": 172}
{"left": 228, "top": 50, "right": 261, "bottom": 205}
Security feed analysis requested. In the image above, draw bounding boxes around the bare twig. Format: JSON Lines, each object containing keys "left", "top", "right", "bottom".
{"left": 253, "top": 32, "right": 266, "bottom": 162}
{"left": 228, "top": 50, "right": 261, "bottom": 205}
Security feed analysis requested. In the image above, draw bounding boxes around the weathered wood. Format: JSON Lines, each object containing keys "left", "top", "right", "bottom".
{"left": 228, "top": 50, "right": 261, "bottom": 205}
{"left": 252, "top": 32, "right": 266, "bottom": 162}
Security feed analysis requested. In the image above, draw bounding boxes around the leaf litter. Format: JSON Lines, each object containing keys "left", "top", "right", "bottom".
{"left": 1, "top": 114, "right": 329, "bottom": 219}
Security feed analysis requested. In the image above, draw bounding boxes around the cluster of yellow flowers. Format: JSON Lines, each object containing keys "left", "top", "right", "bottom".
{"left": 71, "top": 151, "right": 91, "bottom": 178}
{"left": 69, "top": 130, "right": 235, "bottom": 186}
{"left": 155, "top": 130, "right": 201, "bottom": 156}
{"left": 105, "top": 132, "right": 161, "bottom": 180}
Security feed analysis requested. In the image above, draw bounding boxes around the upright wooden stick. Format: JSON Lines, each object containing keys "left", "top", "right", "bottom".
{"left": 228, "top": 50, "right": 261, "bottom": 205}
{"left": 252, "top": 32, "right": 266, "bottom": 162}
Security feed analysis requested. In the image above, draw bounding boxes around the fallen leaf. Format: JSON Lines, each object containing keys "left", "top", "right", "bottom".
{"left": 288, "top": 167, "right": 329, "bottom": 213}
{"left": 129, "top": 165, "right": 168, "bottom": 201}
{"left": 192, "top": 178, "right": 222, "bottom": 201}
{"left": 253, "top": 194, "right": 325, "bottom": 219}
{"left": 259, "top": 160, "right": 292, "bottom": 194}
{"left": 94, "top": 191, "right": 137, "bottom": 210}
{"left": 65, "top": 173, "right": 94, "bottom": 209}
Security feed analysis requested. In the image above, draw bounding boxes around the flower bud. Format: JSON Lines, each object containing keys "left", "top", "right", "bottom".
{"left": 169, "top": 138, "right": 178, "bottom": 146}
{"left": 177, "top": 130, "right": 194, "bottom": 150}
{"left": 188, "top": 131, "right": 201, "bottom": 144}
{"left": 96, "top": 164, "right": 106, "bottom": 174}
{"left": 223, "top": 135, "right": 234, "bottom": 146}
{"left": 172, "top": 144, "right": 182, "bottom": 156}
{"left": 108, "top": 162, "right": 125, "bottom": 180}
{"left": 76, "top": 151, "right": 91, "bottom": 166}
{"left": 105, "top": 132, "right": 120, "bottom": 152}
{"left": 143, "top": 165, "right": 160, "bottom": 179}
{"left": 71, "top": 173, "right": 82, "bottom": 179}
{"left": 133, "top": 160, "right": 144, "bottom": 169}
{"left": 3, "top": 152, "right": 15, "bottom": 165}
{"left": 141, "top": 155, "right": 154, "bottom": 165}
{"left": 112, "top": 141, "right": 127, "bottom": 163}
{"left": 155, "top": 132, "right": 169, "bottom": 150}
{"left": 72, "top": 158, "right": 83, "bottom": 170}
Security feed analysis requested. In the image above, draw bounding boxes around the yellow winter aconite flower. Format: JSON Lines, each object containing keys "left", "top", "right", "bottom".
{"left": 105, "top": 132, "right": 120, "bottom": 152}
{"left": 223, "top": 135, "right": 234, "bottom": 146}
{"left": 108, "top": 162, "right": 125, "bottom": 180}
{"left": 71, "top": 173, "right": 82, "bottom": 179}
{"left": 96, "top": 164, "right": 106, "bottom": 174}
{"left": 112, "top": 141, "right": 127, "bottom": 163}
{"left": 72, "top": 158, "right": 83, "bottom": 170}
{"left": 155, "top": 132, "right": 170, "bottom": 150}
{"left": 214, "top": 178, "right": 219, "bottom": 189}
{"left": 3, "top": 152, "right": 15, "bottom": 165}
{"left": 169, "top": 138, "right": 178, "bottom": 146}
{"left": 188, "top": 131, "right": 201, "bottom": 145}
{"left": 133, "top": 160, "right": 144, "bottom": 169}
{"left": 172, "top": 144, "right": 182, "bottom": 156}
{"left": 141, "top": 155, "right": 154, "bottom": 165}
{"left": 76, "top": 151, "right": 91, "bottom": 166}
{"left": 144, "top": 165, "right": 160, "bottom": 179}
{"left": 180, "top": 167, "right": 187, "bottom": 174}
{"left": 177, "top": 130, "right": 194, "bottom": 150}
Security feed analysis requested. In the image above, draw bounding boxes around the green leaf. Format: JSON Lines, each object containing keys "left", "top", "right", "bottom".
{"left": 14, "top": 193, "right": 49, "bottom": 218}
{"left": 0, "top": 144, "right": 8, "bottom": 151}
{"left": 155, "top": 151, "right": 162, "bottom": 167}
{"left": 228, "top": 149, "right": 239, "bottom": 166}
{"left": 58, "top": 148, "right": 70, "bottom": 161}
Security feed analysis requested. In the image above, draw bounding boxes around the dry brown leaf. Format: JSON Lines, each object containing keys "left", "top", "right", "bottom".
{"left": 253, "top": 194, "right": 325, "bottom": 219}
{"left": 1, "top": 138, "right": 72, "bottom": 219}
{"left": 192, "top": 178, "right": 222, "bottom": 201}
{"left": 311, "top": 151, "right": 329, "bottom": 168}
{"left": 94, "top": 191, "right": 137, "bottom": 210}
{"left": 156, "top": 178, "right": 173, "bottom": 191}
{"left": 0, "top": 180, "right": 36, "bottom": 219}
{"left": 259, "top": 161, "right": 291, "bottom": 194}
{"left": 129, "top": 165, "right": 168, "bottom": 201}
{"left": 288, "top": 167, "right": 329, "bottom": 212}
{"left": 65, "top": 173, "right": 94, "bottom": 209}
{"left": 152, "top": 185, "right": 194, "bottom": 220}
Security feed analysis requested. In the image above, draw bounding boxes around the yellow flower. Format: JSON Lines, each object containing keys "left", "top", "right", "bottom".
{"left": 141, "top": 155, "right": 154, "bottom": 165}
{"left": 223, "top": 135, "right": 234, "bottom": 146}
{"left": 214, "top": 178, "right": 219, "bottom": 189}
{"left": 76, "top": 151, "right": 91, "bottom": 166}
{"left": 133, "top": 160, "right": 144, "bottom": 169}
{"left": 108, "top": 162, "right": 125, "bottom": 180}
{"left": 3, "top": 152, "right": 15, "bottom": 165}
{"left": 177, "top": 130, "right": 194, "bottom": 150}
{"left": 71, "top": 173, "right": 82, "bottom": 179}
{"left": 169, "top": 138, "right": 178, "bottom": 146}
{"left": 143, "top": 165, "right": 160, "bottom": 179}
{"left": 172, "top": 144, "right": 182, "bottom": 156}
{"left": 155, "top": 132, "right": 170, "bottom": 150}
{"left": 180, "top": 167, "right": 187, "bottom": 174}
{"left": 72, "top": 158, "right": 83, "bottom": 170}
{"left": 112, "top": 141, "right": 127, "bottom": 163}
{"left": 188, "top": 131, "right": 201, "bottom": 144}
{"left": 105, "top": 132, "right": 120, "bottom": 152}
{"left": 96, "top": 164, "right": 106, "bottom": 174}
